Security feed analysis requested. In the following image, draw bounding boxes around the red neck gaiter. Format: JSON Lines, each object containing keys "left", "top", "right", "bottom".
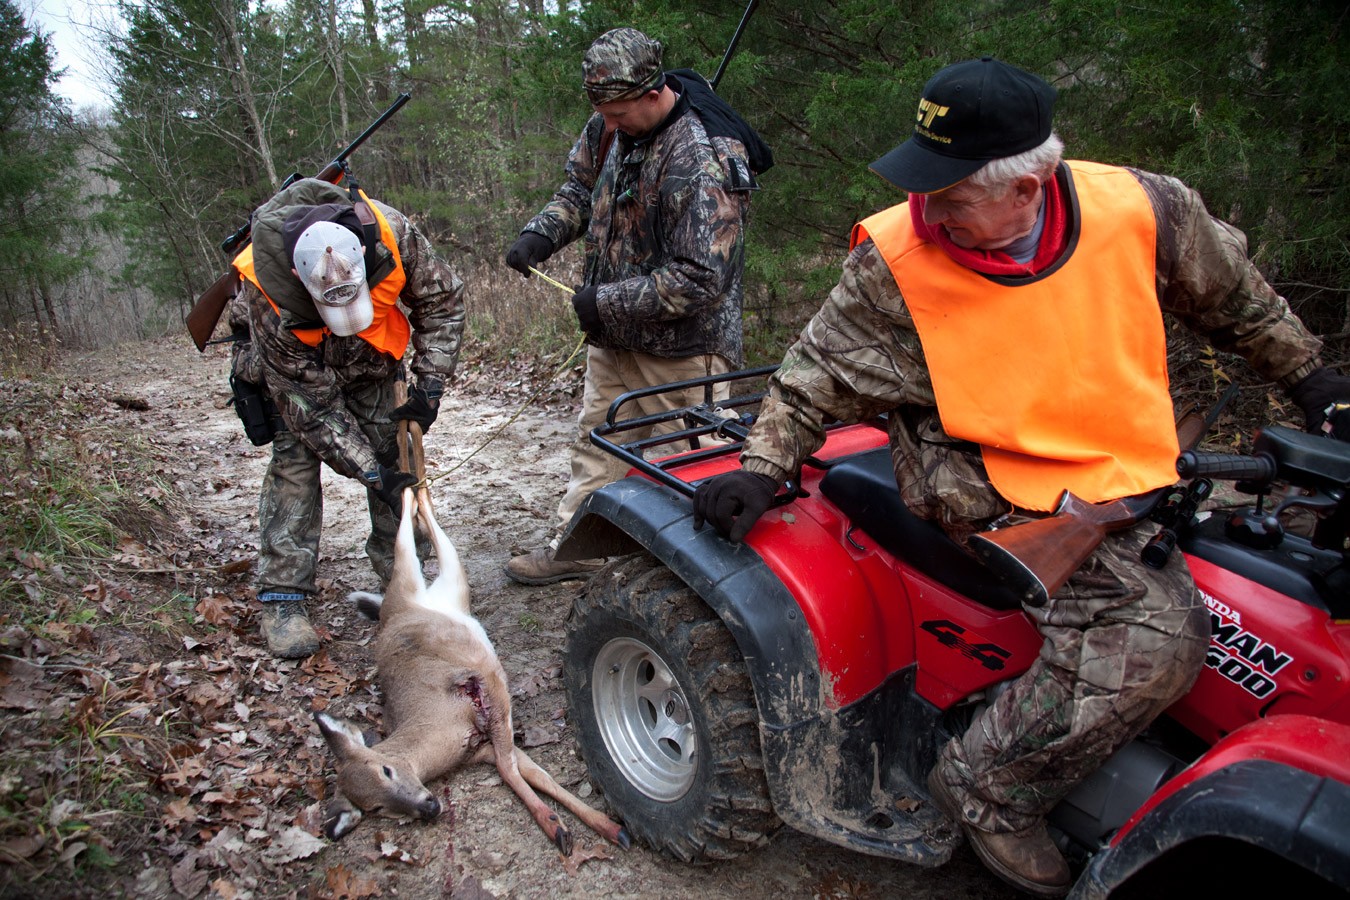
{"left": 908, "top": 174, "right": 1067, "bottom": 277}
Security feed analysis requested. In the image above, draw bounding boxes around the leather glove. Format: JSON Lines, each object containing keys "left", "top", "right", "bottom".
{"left": 571, "top": 285, "right": 603, "bottom": 336}
{"left": 692, "top": 471, "right": 779, "bottom": 543}
{"left": 505, "top": 232, "right": 554, "bottom": 276}
{"left": 391, "top": 381, "right": 442, "bottom": 433}
{"left": 1288, "top": 367, "right": 1350, "bottom": 435}
{"left": 361, "top": 465, "right": 419, "bottom": 518}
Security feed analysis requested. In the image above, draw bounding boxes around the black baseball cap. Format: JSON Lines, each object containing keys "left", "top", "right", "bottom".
{"left": 870, "top": 56, "right": 1057, "bottom": 194}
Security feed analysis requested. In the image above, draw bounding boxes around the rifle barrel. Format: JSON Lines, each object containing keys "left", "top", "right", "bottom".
{"left": 711, "top": 0, "right": 760, "bottom": 90}
{"left": 335, "top": 93, "right": 411, "bottom": 164}
{"left": 219, "top": 93, "right": 410, "bottom": 255}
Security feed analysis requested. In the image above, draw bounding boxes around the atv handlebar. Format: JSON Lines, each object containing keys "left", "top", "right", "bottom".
{"left": 1177, "top": 450, "right": 1278, "bottom": 483}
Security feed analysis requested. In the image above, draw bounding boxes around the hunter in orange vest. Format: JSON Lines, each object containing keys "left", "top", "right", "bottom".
{"left": 226, "top": 178, "right": 465, "bottom": 662}
{"left": 233, "top": 189, "right": 410, "bottom": 358}
{"left": 850, "top": 160, "right": 1179, "bottom": 512}
{"left": 693, "top": 57, "right": 1347, "bottom": 896}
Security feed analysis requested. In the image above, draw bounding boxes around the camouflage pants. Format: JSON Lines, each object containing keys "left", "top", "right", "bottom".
{"left": 891, "top": 411, "right": 1210, "bottom": 834}
{"left": 255, "top": 377, "right": 408, "bottom": 600}
{"left": 551, "top": 347, "right": 731, "bottom": 541}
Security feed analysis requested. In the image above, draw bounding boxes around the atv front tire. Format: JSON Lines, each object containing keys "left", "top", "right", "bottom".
{"left": 564, "top": 552, "right": 781, "bottom": 862}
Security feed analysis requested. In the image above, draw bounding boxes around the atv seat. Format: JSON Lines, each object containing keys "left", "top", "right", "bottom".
{"left": 819, "top": 448, "right": 1025, "bottom": 611}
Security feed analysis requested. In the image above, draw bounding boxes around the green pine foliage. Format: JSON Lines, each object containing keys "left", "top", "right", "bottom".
{"left": 0, "top": 0, "right": 85, "bottom": 345}
{"left": 54, "top": 0, "right": 1350, "bottom": 364}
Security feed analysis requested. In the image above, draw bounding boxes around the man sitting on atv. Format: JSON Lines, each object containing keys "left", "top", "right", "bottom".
{"left": 692, "top": 56, "right": 1350, "bottom": 897}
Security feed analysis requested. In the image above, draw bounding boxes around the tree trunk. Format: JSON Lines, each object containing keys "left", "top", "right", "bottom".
{"left": 324, "top": 0, "right": 351, "bottom": 135}
{"left": 217, "top": 0, "right": 278, "bottom": 186}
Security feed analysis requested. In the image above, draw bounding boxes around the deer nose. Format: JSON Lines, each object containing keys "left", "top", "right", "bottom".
{"left": 418, "top": 795, "right": 441, "bottom": 820}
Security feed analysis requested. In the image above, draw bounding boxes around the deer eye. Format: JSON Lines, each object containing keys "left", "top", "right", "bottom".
{"left": 381, "top": 766, "right": 394, "bottom": 779}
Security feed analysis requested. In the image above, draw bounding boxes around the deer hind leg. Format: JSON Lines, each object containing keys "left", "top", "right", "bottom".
{"left": 375, "top": 486, "right": 425, "bottom": 618}
{"left": 414, "top": 488, "right": 470, "bottom": 616}
{"left": 514, "top": 747, "right": 630, "bottom": 849}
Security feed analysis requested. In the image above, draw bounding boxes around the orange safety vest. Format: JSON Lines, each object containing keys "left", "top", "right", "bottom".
{"left": 851, "top": 161, "right": 1179, "bottom": 511}
{"left": 233, "top": 192, "right": 410, "bottom": 358}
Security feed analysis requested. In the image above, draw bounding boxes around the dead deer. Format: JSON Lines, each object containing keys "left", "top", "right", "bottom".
{"left": 313, "top": 484, "right": 629, "bottom": 857}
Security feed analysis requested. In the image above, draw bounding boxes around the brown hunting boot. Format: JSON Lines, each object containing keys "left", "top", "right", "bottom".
{"left": 927, "top": 766, "right": 1071, "bottom": 897}
{"left": 504, "top": 547, "right": 605, "bottom": 586}
{"left": 258, "top": 600, "right": 320, "bottom": 659}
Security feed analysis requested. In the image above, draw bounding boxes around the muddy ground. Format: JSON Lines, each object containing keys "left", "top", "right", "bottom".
{"left": 0, "top": 335, "right": 1016, "bottom": 899}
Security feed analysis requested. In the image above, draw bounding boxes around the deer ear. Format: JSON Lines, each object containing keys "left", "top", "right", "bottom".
{"left": 323, "top": 794, "right": 364, "bottom": 841}
{"left": 314, "top": 710, "right": 367, "bottom": 759}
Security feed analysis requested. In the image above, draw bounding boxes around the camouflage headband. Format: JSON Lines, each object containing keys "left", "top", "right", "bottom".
{"left": 582, "top": 27, "right": 664, "bottom": 106}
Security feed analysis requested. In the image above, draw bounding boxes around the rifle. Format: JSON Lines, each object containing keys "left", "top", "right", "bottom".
{"left": 711, "top": 0, "right": 759, "bottom": 91}
{"left": 968, "top": 384, "right": 1239, "bottom": 607}
{"left": 185, "top": 93, "right": 412, "bottom": 351}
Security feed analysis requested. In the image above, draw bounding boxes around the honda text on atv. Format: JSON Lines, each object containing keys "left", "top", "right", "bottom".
{"left": 556, "top": 367, "right": 1350, "bottom": 897}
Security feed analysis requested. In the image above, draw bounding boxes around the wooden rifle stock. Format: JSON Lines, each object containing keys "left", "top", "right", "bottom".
{"left": 184, "top": 93, "right": 411, "bottom": 351}
{"left": 968, "top": 491, "right": 1158, "bottom": 608}
{"left": 964, "top": 392, "right": 1235, "bottom": 607}
{"left": 186, "top": 270, "right": 243, "bottom": 351}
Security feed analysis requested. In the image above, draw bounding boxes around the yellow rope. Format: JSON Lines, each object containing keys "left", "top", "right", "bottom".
{"left": 528, "top": 266, "right": 575, "bottom": 295}
{"left": 426, "top": 270, "right": 587, "bottom": 484}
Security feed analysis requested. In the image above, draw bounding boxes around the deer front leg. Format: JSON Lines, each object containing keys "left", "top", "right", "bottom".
{"left": 491, "top": 736, "right": 574, "bottom": 855}
{"left": 474, "top": 673, "right": 574, "bottom": 855}
{"left": 515, "top": 747, "right": 630, "bottom": 849}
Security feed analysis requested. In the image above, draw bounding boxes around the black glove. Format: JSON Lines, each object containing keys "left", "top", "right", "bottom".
{"left": 391, "top": 381, "right": 442, "bottom": 433}
{"left": 1289, "top": 367, "right": 1350, "bottom": 435}
{"left": 374, "top": 440, "right": 401, "bottom": 470}
{"left": 692, "top": 471, "right": 779, "bottom": 543}
{"left": 1328, "top": 406, "right": 1350, "bottom": 442}
{"left": 505, "top": 232, "right": 554, "bottom": 276}
{"left": 571, "top": 285, "right": 603, "bottom": 336}
{"left": 361, "top": 465, "right": 419, "bottom": 518}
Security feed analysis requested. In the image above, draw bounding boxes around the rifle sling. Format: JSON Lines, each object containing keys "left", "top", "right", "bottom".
{"left": 352, "top": 192, "right": 395, "bottom": 289}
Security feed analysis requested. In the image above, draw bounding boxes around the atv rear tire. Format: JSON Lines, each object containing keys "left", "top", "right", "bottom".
{"left": 564, "top": 552, "right": 781, "bottom": 863}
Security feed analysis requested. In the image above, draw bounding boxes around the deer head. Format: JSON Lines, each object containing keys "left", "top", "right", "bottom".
{"left": 313, "top": 710, "right": 441, "bottom": 839}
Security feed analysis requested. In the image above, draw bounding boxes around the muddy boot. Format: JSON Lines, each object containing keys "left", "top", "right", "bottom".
{"left": 926, "top": 767, "right": 1071, "bottom": 897}
{"left": 504, "top": 547, "right": 605, "bottom": 586}
{"left": 258, "top": 599, "right": 320, "bottom": 659}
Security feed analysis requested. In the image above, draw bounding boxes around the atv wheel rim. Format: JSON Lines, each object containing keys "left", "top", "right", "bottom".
{"left": 592, "top": 636, "right": 696, "bottom": 801}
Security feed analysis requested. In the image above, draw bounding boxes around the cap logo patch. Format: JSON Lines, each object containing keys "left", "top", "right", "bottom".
{"left": 917, "top": 98, "right": 950, "bottom": 129}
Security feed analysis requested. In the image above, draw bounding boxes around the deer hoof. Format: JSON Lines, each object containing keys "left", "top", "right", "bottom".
{"left": 616, "top": 827, "right": 631, "bottom": 850}
{"left": 553, "top": 823, "right": 575, "bottom": 857}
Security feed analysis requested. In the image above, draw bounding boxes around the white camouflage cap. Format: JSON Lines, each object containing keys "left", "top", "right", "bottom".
{"left": 292, "top": 220, "right": 373, "bottom": 337}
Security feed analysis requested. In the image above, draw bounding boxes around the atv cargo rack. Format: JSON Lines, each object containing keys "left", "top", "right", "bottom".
{"left": 587, "top": 364, "right": 878, "bottom": 498}
{"left": 586, "top": 364, "right": 776, "bottom": 497}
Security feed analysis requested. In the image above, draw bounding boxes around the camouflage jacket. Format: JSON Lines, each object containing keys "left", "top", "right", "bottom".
{"left": 742, "top": 164, "right": 1324, "bottom": 485}
{"left": 229, "top": 198, "right": 465, "bottom": 479}
{"left": 521, "top": 82, "right": 753, "bottom": 364}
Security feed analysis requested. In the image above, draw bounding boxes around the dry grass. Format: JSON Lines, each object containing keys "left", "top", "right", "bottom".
{"left": 459, "top": 246, "right": 587, "bottom": 364}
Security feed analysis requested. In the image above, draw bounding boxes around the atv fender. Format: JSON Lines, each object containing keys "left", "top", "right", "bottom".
{"left": 557, "top": 475, "right": 828, "bottom": 725}
{"left": 1071, "top": 715, "right": 1350, "bottom": 898}
{"left": 558, "top": 475, "right": 961, "bottom": 866}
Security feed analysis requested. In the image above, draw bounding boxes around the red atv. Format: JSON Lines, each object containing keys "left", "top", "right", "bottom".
{"left": 557, "top": 367, "right": 1350, "bottom": 897}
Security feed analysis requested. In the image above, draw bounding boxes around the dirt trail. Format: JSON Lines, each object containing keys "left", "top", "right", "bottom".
{"left": 39, "top": 335, "right": 1014, "bottom": 899}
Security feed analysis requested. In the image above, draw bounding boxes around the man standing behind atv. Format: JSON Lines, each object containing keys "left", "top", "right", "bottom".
{"left": 693, "top": 57, "right": 1350, "bottom": 897}
{"left": 502, "top": 27, "right": 763, "bottom": 585}
{"left": 228, "top": 178, "right": 465, "bottom": 658}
